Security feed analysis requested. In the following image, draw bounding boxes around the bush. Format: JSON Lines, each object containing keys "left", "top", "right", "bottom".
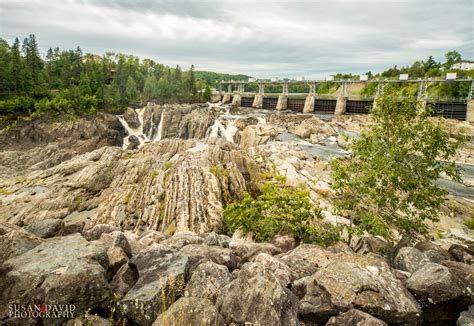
{"left": 464, "top": 218, "right": 474, "bottom": 230}
{"left": 0, "top": 96, "right": 35, "bottom": 115}
{"left": 331, "top": 94, "right": 466, "bottom": 242}
{"left": 224, "top": 173, "right": 339, "bottom": 245}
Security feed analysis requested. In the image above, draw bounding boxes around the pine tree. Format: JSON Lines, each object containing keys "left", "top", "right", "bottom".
{"left": 10, "top": 38, "right": 23, "bottom": 93}
{"left": 125, "top": 76, "right": 140, "bottom": 105}
{"left": 143, "top": 74, "right": 158, "bottom": 101}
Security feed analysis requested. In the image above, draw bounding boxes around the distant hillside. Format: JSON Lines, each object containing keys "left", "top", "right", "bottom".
{"left": 195, "top": 71, "right": 251, "bottom": 86}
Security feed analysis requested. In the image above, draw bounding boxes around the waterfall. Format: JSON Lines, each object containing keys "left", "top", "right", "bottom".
{"left": 153, "top": 110, "right": 165, "bottom": 142}
{"left": 206, "top": 117, "right": 238, "bottom": 143}
{"left": 117, "top": 107, "right": 156, "bottom": 149}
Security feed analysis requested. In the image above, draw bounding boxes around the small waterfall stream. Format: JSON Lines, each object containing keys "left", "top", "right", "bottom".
{"left": 118, "top": 108, "right": 165, "bottom": 149}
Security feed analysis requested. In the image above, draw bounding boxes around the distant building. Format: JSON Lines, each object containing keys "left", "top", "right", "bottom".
{"left": 452, "top": 60, "right": 474, "bottom": 70}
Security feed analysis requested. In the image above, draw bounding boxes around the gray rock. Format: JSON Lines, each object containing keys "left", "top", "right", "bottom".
{"left": 161, "top": 231, "right": 205, "bottom": 250}
{"left": 0, "top": 229, "right": 43, "bottom": 263}
{"left": 415, "top": 241, "right": 454, "bottom": 263}
{"left": 292, "top": 275, "right": 338, "bottom": 324}
{"left": 406, "top": 263, "right": 468, "bottom": 304}
{"left": 0, "top": 221, "right": 21, "bottom": 235}
{"left": 119, "top": 246, "right": 189, "bottom": 325}
{"left": 449, "top": 244, "right": 474, "bottom": 264}
{"left": 107, "top": 246, "right": 129, "bottom": 273}
{"left": 179, "top": 244, "right": 237, "bottom": 272}
{"left": 110, "top": 262, "right": 139, "bottom": 299}
{"left": 277, "top": 244, "right": 333, "bottom": 279}
{"left": 216, "top": 262, "right": 299, "bottom": 326}
{"left": 127, "top": 135, "right": 140, "bottom": 150}
{"left": 457, "top": 305, "right": 474, "bottom": 326}
{"left": 0, "top": 234, "right": 110, "bottom": 319}
{"left": 393, "top": 246, "right": 429, "bottom": 273}
{"left": 253, "top": 252, "right": 294, "bottom": 287}
{"left": 84, "top": 224, "right": 121, "bottom": 241}
{"left": 98, "top": 231, "right": 132, "bottom": 258}
{"left": 123, "top": 108, "right": 141, "bottom": 129}
{"left": 61, "top": 220, "right": 85, "bottom": 236}
{"left": 185, "top": 261, "right": 231, "bottom": 303}
{"left": 24, "top": 218, "right": 64, "bottom": 238}
{"left": 204, "top": 232, "right": 230, "bottom": 247}
{"left": 139, "top": 230, "right": 167, "bottom": 246}
{"left": 153, "top": 297, "right": 225, "bottom": 326}
{"left": 326, "top": 242, "right": 354, "bottom": 255}
{"left": 326, "top": 309, "right": 387, "bottom": 326}
{"left": 352, "top": 236, "right": 393, "bottom": 259}
{"left": 271, "top": 234, "right": 297, "bottom": 252}
{"left": 231, "top": 242, "right": 282, "bottom": 264}
{"left": 441, "top": 260, "right": 474, "bottom": 294}
{"left": 313, "top": 254, "right": 422, "bottom": 324}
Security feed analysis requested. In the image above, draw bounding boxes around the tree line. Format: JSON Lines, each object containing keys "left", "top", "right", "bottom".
{"left": 0, "top": 34, "right": 213, "bottom": 119}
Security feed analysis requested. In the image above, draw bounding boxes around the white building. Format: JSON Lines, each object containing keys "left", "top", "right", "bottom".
{"left": 452, "top": 60, "right": 474, "bottom": 70}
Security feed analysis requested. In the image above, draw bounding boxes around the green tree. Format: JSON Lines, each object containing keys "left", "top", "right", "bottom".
{"left": 78, "top": 73, "right": 92, "bottom": 96}
{"left": 10, "top": 38, "right": 24, "bottom": 93}
{"left": 143, "top": 74, "right": 158, "bottom": 101}
{"left": 444, "top": 50, "right": 461, "bottom": 70}
{"left": 203, "top": 85, "right": 212, "bottom": 101}
{"left": 125, "top": 76, "right": 140, "bottom": 105}
{"left": 330, "top": 94, "right": 466, "bottom": 242}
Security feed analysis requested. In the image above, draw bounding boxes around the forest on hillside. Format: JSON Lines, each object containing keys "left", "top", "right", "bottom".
{"left": 0, "top": 35, "right": 215, "bottom": 119}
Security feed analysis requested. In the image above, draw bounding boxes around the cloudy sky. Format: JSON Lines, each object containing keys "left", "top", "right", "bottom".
{"left": 0, "top": 0, "right": 472, "bottom": 78}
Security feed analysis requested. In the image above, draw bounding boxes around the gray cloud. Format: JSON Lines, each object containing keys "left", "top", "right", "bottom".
{"left": 0, "top": 0, "right": 472, "bottom": 78}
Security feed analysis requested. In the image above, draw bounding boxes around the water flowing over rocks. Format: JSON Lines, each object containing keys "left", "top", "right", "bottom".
{"left": 0, "top": 102, "right": 473, "bottom": 325}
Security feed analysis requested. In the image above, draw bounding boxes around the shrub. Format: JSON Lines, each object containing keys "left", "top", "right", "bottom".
{"left": 331, "top": 94, "right": 466, "bottom": 243}
{"left": 224, "top": 173, "right": 339, "bottom": 245}
{"left": 464, "top": 218, "right": 474, "bottom": 230}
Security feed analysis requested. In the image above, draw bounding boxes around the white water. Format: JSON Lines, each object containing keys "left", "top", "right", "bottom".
{"left": 118, "top": 104, "right": 269, "bottom": 148}
{"left": 118, "top": 108, "right": 164, "bottom": 149}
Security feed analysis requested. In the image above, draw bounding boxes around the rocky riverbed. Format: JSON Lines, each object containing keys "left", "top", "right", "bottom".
{"left": 0, "top": 102, "right": 473, "bottom": 325}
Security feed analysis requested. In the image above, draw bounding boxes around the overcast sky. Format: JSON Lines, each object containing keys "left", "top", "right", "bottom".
{"left": 0, "top": 0, "right": 472, "bottom": 78}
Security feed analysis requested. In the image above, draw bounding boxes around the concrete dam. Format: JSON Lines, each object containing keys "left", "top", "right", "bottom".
{"left": 215, "top": 78, "right": 474, "bottom": 122}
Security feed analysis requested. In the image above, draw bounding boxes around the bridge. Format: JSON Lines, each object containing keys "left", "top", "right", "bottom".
{"left": 215, "top": 77, "right": 474, "bottom": 122}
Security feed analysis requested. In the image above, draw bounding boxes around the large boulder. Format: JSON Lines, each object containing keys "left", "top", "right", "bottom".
{"left": 277, "top": 244, "right": 333, "bottom": 279}
{"left": 110, "top": 262, "right": 139, "bottom": 299}
{"left": 393, "top": 247, "right": 430, "bottom": 273}
{"left": 292, "top": 275, "right": 339, "bottom": 324}
{"left": 415, "top": 241, "right": 454, "bottom": 263}
{"left": 84, "top": 224, "right": 121, "bottom": 241}
{"left": 179, "top": 244, "right": 237, "bottom": 272}
{"left": 24, "top": 218, "right": 64, "bottom": 238}
{"left": 441, "top": 260, "right": 474, "bottom": 293}
{"left": 312, "top": 255, "right": 422, "bottom": 324}
{"left": 449, "top": 244, "right": 474, "bottom": 264}
{"left": 185, "top": 261, "right": 231, "bottom": 303}
{"left": 253, "top": 253, "right": 295, "bottom": 287}
{"left": 123, "top": 108, "right": 141, "bottom": 129}
{"left": 406, "top": 263, "right": 469, "bottom": 304}
{"left": 0, "top": 229, "right": 43, "bottom": 263}
{"left": 0, "top": 234, "right": 110, "bottom": 320}
{"left": 153, "top": 297, "right": 224, "bottom": 326}
{"left": 326, "top": 309, "right": 387, "bottom": 326}
{"left": 406, "top": 263, "right": 471, "bottom": 324}
{"left": 118, "top": 245, "right": 189, "bottom": 325}
{"left": 216, "top": 262, "right": 299, "bottom": 325}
